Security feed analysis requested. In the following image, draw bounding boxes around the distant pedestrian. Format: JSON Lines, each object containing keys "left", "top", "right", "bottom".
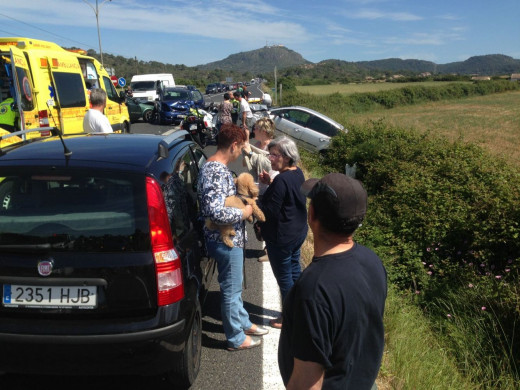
{"left": 217, "top": 93, "right": 233, "bottom": 128}
{"left": 83, "top": 88, "right": 113, "bottom": 133}
{"left": 242, "top": 84, "right": 251, "bottom": 100}
{"left": 230, "top": 94, "right": 240, "bottom": 124}
{"left": 278, "top": 173, "right": 387, "bottom": 389}
{"left": 233, "top": 91, "right": 253, "bottom": 138}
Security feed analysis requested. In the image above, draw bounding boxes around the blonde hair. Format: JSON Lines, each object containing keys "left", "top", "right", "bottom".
{"left": 254, "top": 117, "right": 275, "bottom": 139}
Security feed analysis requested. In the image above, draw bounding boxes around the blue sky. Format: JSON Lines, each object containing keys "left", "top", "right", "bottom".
{"left": 1, "top": 0, "right": 519, "bottom": 67}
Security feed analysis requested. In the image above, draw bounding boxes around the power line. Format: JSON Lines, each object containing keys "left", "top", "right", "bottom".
{"left": 0, "top": 13, "right": 95, "bottom": 50}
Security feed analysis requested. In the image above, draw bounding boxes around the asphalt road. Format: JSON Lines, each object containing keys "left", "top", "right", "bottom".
{"left": 0, "top": 110, "right": 286, "bottom": 390}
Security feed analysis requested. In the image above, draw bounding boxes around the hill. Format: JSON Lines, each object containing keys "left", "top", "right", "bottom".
{"left": 197, "top": 45, "right": 311, "bottom": 74}
{"left": 86, "top": 46, "right": 520, "bottom": 88}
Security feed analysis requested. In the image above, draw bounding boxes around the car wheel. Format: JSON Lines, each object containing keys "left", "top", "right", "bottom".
{"left": 165, "top": 298, "right": 202, "bottom": 389}
{"left": 122, "top": 121, "right": 130, "bottom": 134}
{"left": 143, "top": 110, "right": 153, "bottom": 123}
{"left": 0, "top": 180, "right": 13, "bottom": 211}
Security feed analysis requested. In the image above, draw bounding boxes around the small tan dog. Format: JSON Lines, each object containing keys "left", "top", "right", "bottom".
{"left": 206, "top": 172, "right": 265, "bottom": 247}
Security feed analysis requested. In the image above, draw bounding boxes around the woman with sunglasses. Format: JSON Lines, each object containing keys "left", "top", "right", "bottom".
{"left": 258, "top": 136, "right": 308, "bottom": 329}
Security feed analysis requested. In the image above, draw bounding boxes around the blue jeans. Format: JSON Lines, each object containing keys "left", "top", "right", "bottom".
{"left": 207, "top": 241, "right": 252, "bottom": 348}
{"left": 266, "top": 235, "right": 306, "bottom": 303}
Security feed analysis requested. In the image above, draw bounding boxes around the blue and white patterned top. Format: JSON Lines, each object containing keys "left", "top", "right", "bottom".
{"left": 197, "top": 161, "right": 246, "bottom": 247}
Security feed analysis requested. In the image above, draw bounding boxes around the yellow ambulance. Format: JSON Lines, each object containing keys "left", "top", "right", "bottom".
{"left": 0, "top": 37, "right": 130, "bottom": 135}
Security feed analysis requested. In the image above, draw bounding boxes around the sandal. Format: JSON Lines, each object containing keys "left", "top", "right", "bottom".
{"left": 227, "top": 335, "right": 262, "bottom": 351}
{"left": 269, "top": 317, "right": 282, "bottom": 329}
{"left": 245, "top": 324, "right": 269, "bottom": 336}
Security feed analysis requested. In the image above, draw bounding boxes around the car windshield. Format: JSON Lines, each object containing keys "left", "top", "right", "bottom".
{"left": 0, "top": 169, "right": 149, "bottom": 252}
{"left": 130, "top": 81, "right": 155, "bottom": 91}
{"left": 163, "top": 90, "right": 190, "bottom": 101}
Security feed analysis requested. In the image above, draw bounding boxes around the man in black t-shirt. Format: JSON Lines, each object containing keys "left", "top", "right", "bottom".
{"left": 278, "top": 173, "right": 387, "bottom": 389}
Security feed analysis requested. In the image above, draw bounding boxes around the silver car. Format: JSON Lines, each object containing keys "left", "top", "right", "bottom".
{"left": 270, "top": 106, "right": 346, "bottom": 153}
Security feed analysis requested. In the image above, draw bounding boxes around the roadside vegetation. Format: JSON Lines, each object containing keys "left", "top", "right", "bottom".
{"left": 294, "top": 80, "right": 520, "bottom": 389}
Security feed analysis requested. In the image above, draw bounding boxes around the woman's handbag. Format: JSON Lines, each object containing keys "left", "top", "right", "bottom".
{"left": 253, "top": 221, "right": 263, "bottom": 241}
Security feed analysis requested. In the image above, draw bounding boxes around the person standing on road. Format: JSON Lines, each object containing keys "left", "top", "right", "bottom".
{"left": 242, "top": 117, "right": 278, "bottom": 262}
{"left": 234, "top": 91, "right": 253, "bottom": 139}
{"left": 198, "top": 124, "right": 269, "bottom": 351}
{"left": 278, "top": 173, "right": 387, "bottom": 389}
{"left": 258, "top": 137, "right": 307, "bottom": 329}
{"left": 217, "top": 92, "right": 233, "bottom": 129}
{"left": 83, "top": 88, "right": 113, "bottom": 133}
{"left": 230, "top": 94, "right": 240, "bottom": 124}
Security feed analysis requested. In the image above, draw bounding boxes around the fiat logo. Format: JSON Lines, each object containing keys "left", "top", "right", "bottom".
{"left": 37, "top": 260, "right": 54, "bottom": 277}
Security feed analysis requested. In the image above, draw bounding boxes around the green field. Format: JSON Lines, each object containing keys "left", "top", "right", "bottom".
{"left": 344, "top": 90, "right": 520, "bottom": 166}
{"left": 296, "top": 81, "right": 473, "bottom": 96}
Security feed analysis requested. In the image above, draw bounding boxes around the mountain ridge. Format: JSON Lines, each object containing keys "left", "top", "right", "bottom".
{"left": 200, "top": 47, "right": 520, "bottom": 76}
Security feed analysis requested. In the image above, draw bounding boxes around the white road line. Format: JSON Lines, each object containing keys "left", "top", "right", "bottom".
{"left": 262, "top": 261, "right": 285, "bottom": 390}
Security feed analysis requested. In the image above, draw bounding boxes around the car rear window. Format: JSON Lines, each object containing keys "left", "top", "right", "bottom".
{"left": 0, "top": 169, "right": 149, "bottom": 252}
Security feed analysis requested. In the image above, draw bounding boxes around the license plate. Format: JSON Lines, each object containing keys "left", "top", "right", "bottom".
{"left": 2, "top": 284, "right": 97, "bottom": 309}
{"left": 189, "top": 124, "right": 198, "bottom": 130}
{"left": 177, "top": 114, "right": 186, "bottom": 119}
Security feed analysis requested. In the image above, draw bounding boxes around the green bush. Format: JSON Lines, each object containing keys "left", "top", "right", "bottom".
{"left": 305, "top": 120, "right": 520, "bottom": 385}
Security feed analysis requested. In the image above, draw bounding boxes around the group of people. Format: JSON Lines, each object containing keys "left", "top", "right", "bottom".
{"left": 198, "top": 119, "right": 387, "bottom": 388}
{"left": 217, "top": 85, "right": 253, "bottom": 134}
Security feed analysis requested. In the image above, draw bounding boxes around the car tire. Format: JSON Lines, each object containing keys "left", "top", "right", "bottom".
{"left": 143, "top": 110, "right": 153, "bottom": 123}
{"left": 165, "top": 298, "right": 202, "bottom": 389}
{"left": 0, "top": 180, "right": 13, "bottom": 211}
{"left": 122, "top": 121, "right": 130, "bottom": 134}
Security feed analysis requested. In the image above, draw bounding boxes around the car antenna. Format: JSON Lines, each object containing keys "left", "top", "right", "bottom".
{"left": 46, "top": 101, "right": 72, "bottom": 157}
{"left": 54, "top": 128, "right": 72, "bottom": 157}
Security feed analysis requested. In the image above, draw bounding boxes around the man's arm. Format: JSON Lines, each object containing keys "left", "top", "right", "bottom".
{"left": 287, "top": 358, "right": 325, "bottom": 390}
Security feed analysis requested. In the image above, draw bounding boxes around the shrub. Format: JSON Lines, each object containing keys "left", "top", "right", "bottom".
{"left": 305, "top": 120, "right": 520, "bottom": 385}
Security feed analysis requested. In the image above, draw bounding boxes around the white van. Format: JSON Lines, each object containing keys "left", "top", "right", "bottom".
{"left": 130, "top": 73, "right": 175, "bottom": 102}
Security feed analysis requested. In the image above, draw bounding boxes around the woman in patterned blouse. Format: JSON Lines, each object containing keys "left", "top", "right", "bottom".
{"left": 198, "top": 124, "right": 269, "bottom": 351}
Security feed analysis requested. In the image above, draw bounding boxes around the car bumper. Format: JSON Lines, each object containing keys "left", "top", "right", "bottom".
{"left": 0, "top": 319, "right": 186, "bottom": 375}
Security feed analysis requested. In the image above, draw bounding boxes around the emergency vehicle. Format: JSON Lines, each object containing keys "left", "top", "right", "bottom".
{"left": 0, "top": 37, "right": 130, "bottom": 135}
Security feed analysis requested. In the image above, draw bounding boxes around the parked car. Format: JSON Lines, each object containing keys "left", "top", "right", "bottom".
{"left": 269, "top": 106, "right": 346, "bottom": 153}
{"left": 0, "top": 128, "right": 214, "bottom": 389}
{"left": 126, "top": 97, "right": 155, "bottom": 123}
{"left": 153, "top": 87, "right": 205, "bottom": 125}
{"left": 205, "top": 83, "right": 219, "bottom": 95}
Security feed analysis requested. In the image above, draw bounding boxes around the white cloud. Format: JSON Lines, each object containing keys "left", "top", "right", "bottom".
{"left": 349, "top": 8, "right": 423, "bottom": 21}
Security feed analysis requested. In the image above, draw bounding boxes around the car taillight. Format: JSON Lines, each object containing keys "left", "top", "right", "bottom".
{"left": 39, "top": 110, "right": 49, "bottom": 126}
{"left": 146, "top": 177, "right": 184, "bottom": 306}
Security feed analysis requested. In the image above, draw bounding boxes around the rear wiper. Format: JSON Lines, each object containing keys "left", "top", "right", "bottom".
{"left": 0, "top": 241, "right": 75, "bottom": 250}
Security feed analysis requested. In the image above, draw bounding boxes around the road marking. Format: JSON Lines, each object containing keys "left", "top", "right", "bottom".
{"left": 262, "top": 261, "right": 285, "bottom": 390}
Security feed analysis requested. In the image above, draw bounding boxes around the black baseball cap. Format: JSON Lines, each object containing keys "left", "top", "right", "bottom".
{"left": 301, "top": 173, "right": 367, "bottom": 223}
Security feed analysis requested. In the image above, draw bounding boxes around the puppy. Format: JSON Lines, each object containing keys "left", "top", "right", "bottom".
{"left": 206, "top": 172, "right": 265, "bottom": 247}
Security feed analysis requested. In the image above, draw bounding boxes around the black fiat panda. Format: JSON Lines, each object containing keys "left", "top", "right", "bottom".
{"left": 0, "top": 129, "right": 214, "bottom": 388}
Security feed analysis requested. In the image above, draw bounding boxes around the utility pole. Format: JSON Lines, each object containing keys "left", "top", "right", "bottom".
{"left": 274, "top": 66, "right": 277, "bottom": 106}
{"left": 82, "top": 0, "right": 112, "bottom": 68}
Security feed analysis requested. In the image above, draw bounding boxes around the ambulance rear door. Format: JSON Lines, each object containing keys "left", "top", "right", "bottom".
{"left": 9, "top": 46, "right": 38, "bottom": 131}
{"left": 46, "top": 55, "right": 88, "bottom": 134}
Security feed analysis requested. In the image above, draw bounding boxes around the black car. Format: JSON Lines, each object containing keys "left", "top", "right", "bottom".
{"left": 0, "top": 128, "right": 214, "bottom": 388}
{"left": 205, "top": 83, "right": 219, "bottom": 95}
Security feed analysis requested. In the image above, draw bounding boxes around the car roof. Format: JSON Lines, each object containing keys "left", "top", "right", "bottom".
{"left": 0, "top": 132, "right": 191, "bottom": 171}
{"left": 270, "top": 106, "right": 344, "bottom": 130}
